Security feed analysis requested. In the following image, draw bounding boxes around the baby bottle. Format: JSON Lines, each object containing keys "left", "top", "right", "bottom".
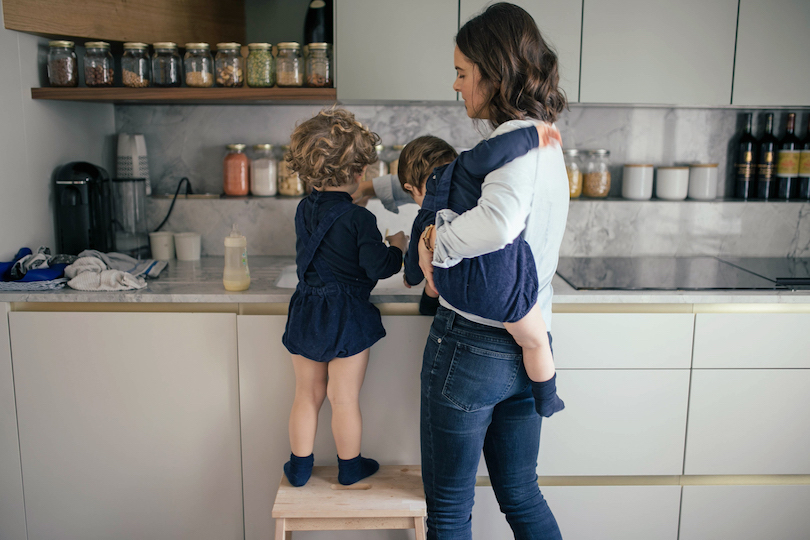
{"left": 223, "top": 224, "right": 250, "bottom": 291}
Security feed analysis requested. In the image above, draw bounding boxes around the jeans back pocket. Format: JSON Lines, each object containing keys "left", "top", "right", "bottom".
{"left": 441, "top": 341, "right": 521, "bottom": 412}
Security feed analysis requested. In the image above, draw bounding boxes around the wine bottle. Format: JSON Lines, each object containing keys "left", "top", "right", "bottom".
{"left": 734, "top": 113, "right": 756, "bottom": 200}
{"left": 776, "top": 112, "right": 800, "bottom": 200}
{"left": 303, "top": 0, "right": 333, "bottom": 45}
{"left": 798, "top": 115, "right": 810, "bottom": 200}
{"left": 756, "top": 113, "right": 777, "bottom": 200}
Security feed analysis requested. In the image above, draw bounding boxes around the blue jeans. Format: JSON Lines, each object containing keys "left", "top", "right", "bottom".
{"left": 420, "top": 307, "right": 562, "bottom": 540}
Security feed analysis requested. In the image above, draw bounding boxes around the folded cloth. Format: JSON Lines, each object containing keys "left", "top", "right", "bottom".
{"left": 67, "top": 269, "right": 147, "bottom": 291}
{"left": 1, "top": 247, "right": 68, "bottom": 282}
{"left": 0, "top": 278, "right": 68, "bottom": 291}
{"left": 78, "top": 250, "right": 167, "bottom": 278}
{"left": 64, "top": 257, "right": 107, "bottom": 279}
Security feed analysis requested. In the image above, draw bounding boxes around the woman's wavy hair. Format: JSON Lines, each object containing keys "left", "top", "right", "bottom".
{"left": 287, "top": 108, "right": 381, "bottom": 189}
{"left": 397, "top": 136, "right": 458, "bottom": 194}
{"left": 456, "top": 2, "right": 567, "bottom": 128}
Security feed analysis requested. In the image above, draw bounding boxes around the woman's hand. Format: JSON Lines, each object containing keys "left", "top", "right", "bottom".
{"left": 418, "top": 225, "right": 437, "bottom": 292}
{"left": 352, "top": 179, "right": 376, "bottom": 206}
{"left": 536, "top": 124, "right": 562, "bottom": 148}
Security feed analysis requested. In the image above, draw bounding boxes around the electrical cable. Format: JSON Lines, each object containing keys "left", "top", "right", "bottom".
{"left": 153, "top": 177, "right": 193, "bottom": 232}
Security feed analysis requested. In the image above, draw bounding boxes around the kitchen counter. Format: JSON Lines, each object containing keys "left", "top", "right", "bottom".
{"left": 1, "top": 256, "right": 810, "bottom": 306}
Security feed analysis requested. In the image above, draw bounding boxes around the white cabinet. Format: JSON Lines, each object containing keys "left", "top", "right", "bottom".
{"left": 9, "top": 311, "right": 243, "bottom": 540}
{"left": 459, "top": 1, "right": 582, "bottom": 103}
{"left": 472, "top": 485, "right": 681, "bottom": 540}
{"left": 538, "top": 370, "right": 690, "bottom": 475}
{"left": 685, "top": 369, "right": 810, "bottom": 475}
{"left": 733, "top": 0, "right": 810, "bottom": 106}
{"left": 579, "top": 0, "right": 738, "bottom": 105}
{"left": 335, "top": 0, "right": 457, "bottom": 101}
{"left": 0, "top": 304, "right": 25, "bottom": 540}
{"left": 237, "top": 314, "right": 431, "bottom": 540}
{"left": 680, "top": 485, "right": 810, "bottom": 540}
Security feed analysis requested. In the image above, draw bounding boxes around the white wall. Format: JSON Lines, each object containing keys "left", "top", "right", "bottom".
{"left": 0, "top": 0, "right": 114, "bottom": 260}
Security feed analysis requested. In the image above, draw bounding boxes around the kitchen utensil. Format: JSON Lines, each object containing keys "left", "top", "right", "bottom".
{"left": 112, "top": 178, "right": 150, "bottom": 259}
{"left": 55, "top": 162, "right": 115, "bottom": 255}
{"left": 117, "top": 133, "right": 151, "bottom": 194}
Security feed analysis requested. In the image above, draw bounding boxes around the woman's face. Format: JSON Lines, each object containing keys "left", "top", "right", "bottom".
{"left": 453, "top": 46, "right": 488, "bottom": 120}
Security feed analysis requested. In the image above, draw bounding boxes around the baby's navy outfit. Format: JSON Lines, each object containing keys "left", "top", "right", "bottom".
{"left": 404, "top": 126, "right": 540, "bottom": 323}
{"left": 283, "top": 190, "right": 403, "bottom": 362}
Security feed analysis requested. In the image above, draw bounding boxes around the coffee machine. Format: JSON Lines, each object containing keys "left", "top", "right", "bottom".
{"left": 55, "top": 162, "right": 115, "bottom": 255}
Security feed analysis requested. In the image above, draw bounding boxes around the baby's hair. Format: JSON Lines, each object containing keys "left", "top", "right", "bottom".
{"left": 287, "top": 108, "right": 381, "bottom": 189}
{"left": 397, "top": 136, "right": 458, "bottom": 194}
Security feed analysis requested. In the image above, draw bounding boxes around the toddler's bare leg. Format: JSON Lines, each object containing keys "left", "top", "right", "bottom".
{"left": 288, "top": 354, "right": 329, "bottom": 457}
{"left": 503, "top": 304, "right": 555, "bottom": 382}
{"left": 327, "top": 349, "right": 370, "bottom": 460}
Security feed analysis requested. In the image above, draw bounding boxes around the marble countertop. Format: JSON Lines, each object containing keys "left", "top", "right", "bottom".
{"left": 1, "top": 256, "right": 809, "bottom": 305}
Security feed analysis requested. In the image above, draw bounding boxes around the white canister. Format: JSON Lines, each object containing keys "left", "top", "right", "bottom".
{"left": 174, "top": 232, "right": 201, "bottom": 261}
{"left": 622, "top": 164, "right": 654, "bottom": 200}
{"left": 687, "top": 163, "right": 719, "bottom": 200}
{"left": 656, "top": 167, "right": 689, "bottom": 200}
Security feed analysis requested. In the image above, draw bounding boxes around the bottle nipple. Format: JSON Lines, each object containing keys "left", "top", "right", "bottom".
{"left": 230, "top": 223, "right": 242, "bottom": 237}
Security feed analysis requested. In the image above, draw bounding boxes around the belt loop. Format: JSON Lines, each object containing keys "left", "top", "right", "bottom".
{"left": 445, "top": 309, "right": 455, "bottom": 332}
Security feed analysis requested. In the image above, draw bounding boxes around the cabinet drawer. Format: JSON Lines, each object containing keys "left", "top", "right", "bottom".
{"left": 552, "top": 313, "right": 694, "bottom": 368}
{"left": 684, "top": 370, "right": 810, "bottom": 475}
{"left": 693, "top": 313, "right": 810, "bottom": 368}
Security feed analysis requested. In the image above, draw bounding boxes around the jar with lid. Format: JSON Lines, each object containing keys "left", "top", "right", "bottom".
{"left": 47, "top": 41, "right": 78, "bottom": 87}
{"left": 276, "top": 42, "right": 303, "bottom": 87}
{"left": 305, "top": 43, "right": 332, "bottom": 88}
{"left": 223, "top": 224, "right": 250, "bottom": 291}
{"left": 184, "top": 43, "right": 214, "bottom": 87}
{"left": 215, "top": 42, "right": 244, "bottom": 87}
{"left": 223, "top": 144, "right": 249, "bottom": 196}
{"left": 583, "top": 149, "right": 611, "bottom": 198}
{"left": 364, "top": 145, "right": 388, "bottom": 183}
{"left": 278, "top": 145, "right": 305, "bottom": 196}
{"left": 246, "top": 43, "right": 275, "bottom": 87}
{"left": 563, "top": 149, "right": 582, "bottom": 198}
{"left": 83, "top": 41, "right": 114, "bottom": 87}
{"left": 250, "top": 144, "right": 277, "bottom": 196}
{"left": 388, "top": 144, "right": 405, "bottom": 176}
{"left": 152, "top": 42, "right": 182, "bottom": 87}
{"left": 122, "top": 43, "right": 150, "bottom": 88}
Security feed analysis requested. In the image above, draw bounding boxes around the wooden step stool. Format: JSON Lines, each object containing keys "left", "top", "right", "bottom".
{"left": 272, "top": 464, "right": 427, "bottom": 539}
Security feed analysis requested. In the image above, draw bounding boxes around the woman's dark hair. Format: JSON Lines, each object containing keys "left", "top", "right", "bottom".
{"left": 456, "top": 2, "right": 567, "bottom": 127}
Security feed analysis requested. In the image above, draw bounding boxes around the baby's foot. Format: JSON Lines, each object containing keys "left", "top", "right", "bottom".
{"left": 283, "top": 452, "right": 314, "bottom": 487}
{"left": 531, "top": 374, "right": 565, "bottom": 418}
{"left": 337, "top": 454, "right": 379, "bottom": 485}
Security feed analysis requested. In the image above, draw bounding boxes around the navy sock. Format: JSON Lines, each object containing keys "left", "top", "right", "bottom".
{"left": 337, "top": 454, "right": 379, "bottom": 486}
{"left": 283, "top": 452, "right": 314, "bottom": 487}
{"left": 531, "top": 374, "right": 565, "bottom": 418}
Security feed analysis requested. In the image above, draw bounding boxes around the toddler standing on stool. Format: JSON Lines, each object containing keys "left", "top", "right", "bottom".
{"left": 281, "top": 108, "right": 408, "bottom": 486}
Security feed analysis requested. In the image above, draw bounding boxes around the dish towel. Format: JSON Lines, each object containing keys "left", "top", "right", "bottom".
{"left": 65, "top": 256, "right": 147, "bottom": 291}
{"left": 77, "top": 250, "right": 167, "bottom": 278}
{"left": 0, "top": 278, "right": 68, "bottom": 291}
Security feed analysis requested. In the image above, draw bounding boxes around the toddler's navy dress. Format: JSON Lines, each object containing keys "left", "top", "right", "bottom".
{"left": 404, "top": 125, "right": 540, "bottom": 323}
{"left": 283, "top": 190, "right": 403, "bottom": 362}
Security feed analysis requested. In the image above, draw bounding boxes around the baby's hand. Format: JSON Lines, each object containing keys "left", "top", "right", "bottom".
{"left": 386, "top": 231, "right": 408, "bottom": 252}
{"left": 536, "top": 124, "right": 562, "bottom": 148}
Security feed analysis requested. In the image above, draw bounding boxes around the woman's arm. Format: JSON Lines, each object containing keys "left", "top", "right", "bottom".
{"left": 352, "top": 174, "right": 415, "bottom": 213}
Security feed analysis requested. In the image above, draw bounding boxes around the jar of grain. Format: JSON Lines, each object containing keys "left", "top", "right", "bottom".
{"left": 246, "top": 43, "right": 275, "bottom": 87}
{"left": 278, "top": 145, "right": 305, "bottom": 196}
{"left": 84, "top": 42, "right": 114, "bottom": 87}
{"left": 223, "top": 144, "right": 249, "bottom": 196}
{"left": 152, "top": 42, "right": 182, "bottom": 87}
{"left": 364, "top": 145, "right": 388, "bottom": 183}
{"left": 276, "top": 42, "right": 303, "bottom": 87}
{"left": 184, "top": 43, "right": 214, "bottom": 88}
{"left": 47, "top": 41, "right": 78, "bottom": 87}
{"left": 305, "top": 42, "right": 332, "bottom": 88}
{"left": 583, "top": 149, "right": 611, "bottom": 198}
{"left": 122, "top": 43, "right": 150, "bottom": 88}
{"left": 563, "top": 149, "right": 582, "bottom": 198}
{"left": 388, "top": 144, "right": 405, "bottom": 176}
{"left": 250, "top": 144, "right": 277, "bottom": 196}
{"left": 215, "top": 42, "right": 244, "bottom": 87}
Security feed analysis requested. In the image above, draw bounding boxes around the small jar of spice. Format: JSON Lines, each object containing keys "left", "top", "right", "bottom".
{"left": 83, "top": 41, "right": 114, "bottom": 87}
{"left": 215, "top": 42, "right": 244, "bottom": 87}
{"left": 563, "top": 149, "right": 582, "bottom": 198}
{"left": 122, "top": 43, "right": 150, "bottom": 88}
{"left": 250, "top": 144, "right": 277, "bottom": 196}
{"left": 276, "top": 42, "right": 303, "bottom": 87}
{"left": 47, "top": 40, "right": 78, "bottom": 87}
{"left": 305, "top": 43, "right": 332, "bottom": 88}
{"left": 278, "top": 145, "right": 305, "bottom": 196}
{"left": 583, "top": 149, "right": 611, "bottom": 198}
{"left": 184, "top": 43, "right": 214, "bottom": 88}
{"left": 223, "top": 144, "right": 249, "bottom": 196}
{"left": 246, "top": 43, "right": 275, "bottom": 87}
{"left": 152, "top": 42, "right": 182, "bottom": 87}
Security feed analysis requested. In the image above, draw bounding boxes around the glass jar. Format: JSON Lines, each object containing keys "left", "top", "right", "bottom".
{"left": 583, "top": 149, "right": 611, "bottom": 198}
{"left": 122, "top": 42, "right": 150, "bottom": 88}
{"left": 47, "top": 40, "right": 78, "bottom": 87}
{"left": 83, "top": 41, "right": 114, "bottom": 87}
{"left": 184, "top": 43, "right": 214, "bottom": 88}
{"left": 215, "top": 42, "right": 244, "bottom": 87}
{"left": 152, "top": 42, "right": 182, "bottom": 87}
{"left": 305, "top": 42, "right": 332, "bottom": 88}
{"left": 563, "top": 149, "right": 583, "bottom": 198}
{"left": 276, "top": 42, "right": 303, "bottom": 87}
{"left": 278, "top": 145, "right": 305, "bottom": 196}
{"left": 364, "top": 145, "right": 388, "bottom": 183}
{"left": 250, "top": 144, "right": 277, "bottom": 196}
{"left": 388, "top": 144, "right": 405, "bottom": 176}
{"left": 246, "top": 43, "right": 275, "bottom": 87}
{"left": 223, "top": 144, "right": 249, "bottom": 196}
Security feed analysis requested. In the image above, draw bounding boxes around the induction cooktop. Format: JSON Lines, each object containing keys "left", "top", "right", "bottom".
{"left": 555, "top": 257, "right": 810, "bottom": 291}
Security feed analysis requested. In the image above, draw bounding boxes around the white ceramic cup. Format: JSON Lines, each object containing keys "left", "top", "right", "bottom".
{"left": 174, "top": 232, "right": 201, "bottom": 261}
{"left": 622, "top": 164, "right": 654, "bottom": 200}
{"left": 148, "top": 231, "right": 175, "bottom": 260}
{"left": 687, "top": 163, "right": 719, "bottom": 200}
{"left": 656, "top": 167, "right": 690, "bottom": 200}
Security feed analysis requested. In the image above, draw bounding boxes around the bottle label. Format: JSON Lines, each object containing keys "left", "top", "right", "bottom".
{"left": 735, "top": 162, "right": 754, "bottom": 180}
{"left": 799, "top": 150, "right": 810, "bottom": 178}
{"left": 776, "top": 150, "right": 800, "bottom": 177}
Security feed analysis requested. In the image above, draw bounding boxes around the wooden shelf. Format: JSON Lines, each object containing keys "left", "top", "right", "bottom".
{"left": 31, "top": 87, "right": 337, "bottom": 105}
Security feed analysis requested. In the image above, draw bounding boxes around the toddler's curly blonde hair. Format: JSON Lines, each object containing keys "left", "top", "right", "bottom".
{"left": 287, "top": 108, "right": 381, "bottom": 189}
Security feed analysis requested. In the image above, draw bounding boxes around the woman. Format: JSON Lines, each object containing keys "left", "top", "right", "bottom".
{"left": 416, "top": 4, "right": 569, "bottom": 539}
